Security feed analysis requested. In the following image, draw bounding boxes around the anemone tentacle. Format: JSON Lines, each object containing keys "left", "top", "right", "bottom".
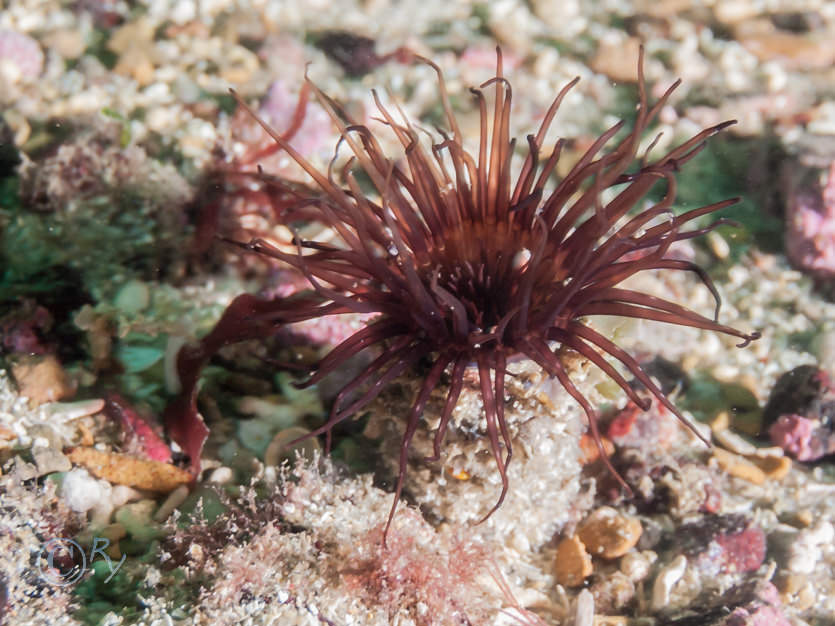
{"left": 168, "top": 47, "right": 760, "bottom": 545}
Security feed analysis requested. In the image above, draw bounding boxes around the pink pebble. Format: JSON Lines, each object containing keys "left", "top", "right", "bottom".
{"left": 724, "top": 605, "right": 791, "bottom": 626}
{"left": 786, "top": 161, "right": 835, "bottom": 279}
{"left": 768, "top": 413, "right": 823, "bottom": 461}
{"left": 259, "top": 80, "right": 331, "bottom": 159}
{"left": 715, "top": 525, "right": 766, "bottom": 574}
{"left": 0, "top": 29, "right": 44, "bottom": 81}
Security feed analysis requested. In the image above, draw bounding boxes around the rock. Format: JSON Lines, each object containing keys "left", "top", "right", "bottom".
{"left": 554, "top": 535, "right": 593, "bottom": 587}
{"left": 577, "top": 507, "right": 643, "bottom": 560}
{"left": 764, "top": 365, "right": 831, "bottom": 425}
{"left": 9, "top": 457, "right": 39, "bottom": 482}
{"left": 677, "top": 514, "right": 766, "bottom": 575}
{"left": 61, "top": 467, "right": 112, "bottom": 513}
{"left": 31, "top": 447, "right": 71, "bottom": 476}
{"left": 11, "top": 355, "right": 75, "bottom": 406}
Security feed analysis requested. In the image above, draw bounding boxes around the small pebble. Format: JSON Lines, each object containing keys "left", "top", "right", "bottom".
{"left": 619, "top": 551, "right": 656, "bottom": 582}
{"left": 31, "top": 447, "right": 71, "bottom": 476}
{"left": 62, "top": 467, "right": 111, "bottom": 513}
{"left": 714, "top": 428, "right": 759, "bottom": 456}
{"left": 749, "top": 454, "right": 791, "bottom": 480}
{"left": 42, "top": 398, "right": 106, "bottom": 422}
{"left": 110, "top": 484, "right": 142, "bottom": 508}
{"left": 10, "top": 458, "right": 38, "bottom": 481}
{"left": 774, "top": 571, "right": 806, "bottom": 596}
{"left": 706, "top": 231, "right": 730, "bottom": 259}
{"left": 712, "top": 447, "right": 767, "bottom": 484}
{"left": 554, "top": 535, "right": 593, "bottom": 587}
{"left": 207, "top": 466, "right": 234, "bottom": 484}
{"left": 577, "top": 507, "right": 643, "bottom": 559}
{"left": 651, "top": 554, "right": 687, "bottom": 610}
{"left": 0, "top": 29, "right": 44, "bottom": 83}
{"left": 114, "top": 499, "right": 158, "bottom": 543}
{"left": 264, "top": 426, "right": 320, "bottom": 467}
{"left": 113, "top": 279, "right": 151, "bottom": 314}
{"left": 11, "top": 355, "right": 75, "bottom": 406}
{"left": 574, "top": 588, "right": 594, "bottom": 626}
{"left": 709, "top": 410, "right": 731, "bottom": 433}
{"left": 153, "top": 484, "right": 190, "bottom": 522}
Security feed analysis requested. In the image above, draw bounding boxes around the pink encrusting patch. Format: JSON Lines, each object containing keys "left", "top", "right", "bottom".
{"left": 786, "top": 161, "right": 835, "bottom": 278}
{"left": 105, "top": 394, "right": 173, "bottom": 463}
{"left": 0, "top": 29, "right": 44, "bottom": 80}
{"left": 769, "top": 413, "right": 822, "bottom": 461}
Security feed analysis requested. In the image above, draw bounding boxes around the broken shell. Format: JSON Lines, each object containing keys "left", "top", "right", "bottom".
{"left": 651, "top": 554, "right": 687, "bottom": 610}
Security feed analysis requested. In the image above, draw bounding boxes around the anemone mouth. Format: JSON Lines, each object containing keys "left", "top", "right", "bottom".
{"left": 167, "top": 46, "right": 760, "bottom": 546}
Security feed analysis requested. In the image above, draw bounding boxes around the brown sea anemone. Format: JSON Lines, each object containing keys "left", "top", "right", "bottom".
{"left": 167, "top": 47, "right": 759, "bottom": 540}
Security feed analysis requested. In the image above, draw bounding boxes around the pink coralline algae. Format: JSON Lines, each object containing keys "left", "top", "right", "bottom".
{"left": 724, "top": 605, "right": 791, "bottom": 626}
{"left": 259, "top": 81, "right": 331, "bottom": 158}
{"left": 261, "top": 270, "right": 380, "bottom": 348}
{"left": 0, "top": 29, "right": 44, "bottom": 82}
{"left": 105, "top": 394, "right": 173, "bottom": 463}
{"left": 681, "top": 515, "right": 766, "bottom": 577}
{"left": 723, "top": 583, "right": 790, "bottom": 626}
{"left": 769, "top": 413, "right": 835, "bottom": 461}
{"left": 786, "top": 161, "right": 835, "bottom": 280}
{"left": 0, "top": 301, "right": 53, "bottom": 355}
{"left": 606, "top": 399, "right": 681, "bottom": 450}
{"left": 714, "top": 524, "right": 767, "bottom": 574}
{"left": 764, "top": 365, "right": 835, "bottom": 460}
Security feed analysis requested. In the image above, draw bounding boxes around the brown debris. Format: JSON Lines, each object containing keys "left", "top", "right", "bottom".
{"left": 579, "top": 432, "right": 615, "bottom": 465}
{"left": 712, "top": 447, "right": 767, "bottom": 485}
{"left": 11, "top": 354, "right": 75, "bottom": 406}
{"left": 749, "top": 454, "right": 792, "bottom": 480}
{"left": 65, "top": 447, "right": 192, "bottom": 492}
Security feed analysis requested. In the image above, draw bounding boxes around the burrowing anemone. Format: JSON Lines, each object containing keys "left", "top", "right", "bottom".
{"left": 167, "top": 48, "right": 760, "bottom": 539}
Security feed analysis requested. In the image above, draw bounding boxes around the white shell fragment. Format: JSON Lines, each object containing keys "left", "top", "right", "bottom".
{"left": 652, "top": 555, "right": 687, "bottom": 611}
